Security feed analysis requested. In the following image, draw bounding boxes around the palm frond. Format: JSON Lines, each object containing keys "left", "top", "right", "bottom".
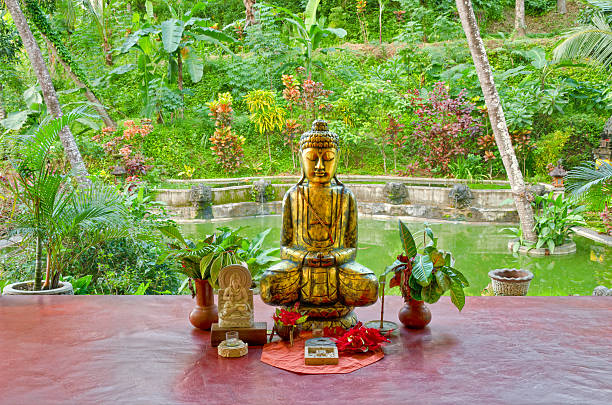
{"left": 553, "top": 13, "right": 612, "bottom": 69}
{"left": 585, "top": 0, "right": 612, "bottom": 12}
{"left": 566, "top": 161, "right": 612, "bottom": 196}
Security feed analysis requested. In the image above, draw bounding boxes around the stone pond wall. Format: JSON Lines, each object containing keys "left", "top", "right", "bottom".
{"left": 154, "top": 177, "right": 559, "bottom": 223}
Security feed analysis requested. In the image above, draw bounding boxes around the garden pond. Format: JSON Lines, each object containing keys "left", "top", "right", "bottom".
{"left": 182, "top": 216, "right": 612, "bottom": 297}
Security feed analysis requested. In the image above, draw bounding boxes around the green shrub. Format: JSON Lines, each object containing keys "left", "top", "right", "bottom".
{"left": 533, "top": 130, "right": 571, "bottom": 176}
{"left": 525, "top": 0, "right": 555, "bottom": 16}
{"left": 533, "top": 113, "right": 606, "bottom": 170}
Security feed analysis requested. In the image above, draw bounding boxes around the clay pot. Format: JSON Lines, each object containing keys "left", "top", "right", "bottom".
{"left": 398, "top": 298, "right": 431, "bottom": 329}
{"left": 189, "top": 279, "right": 218, "bottom": 330}
{"left": 2, "top": 281, "right": 74, "bottom": 295}
{"left": 275, "top": 324, "right": 301, "bottom": 341}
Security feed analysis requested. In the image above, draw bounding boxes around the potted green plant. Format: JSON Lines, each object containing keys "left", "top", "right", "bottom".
{"left": 158, "top": 225, "right": 278, "bottom": 330}
{"left": 385, "top": 220, "right": 469, "bottom": 329}
{"left": 2, "top": 114, "right": 128, "bottom": 295}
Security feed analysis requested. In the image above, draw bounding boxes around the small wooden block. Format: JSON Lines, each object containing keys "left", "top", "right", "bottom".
{"left": 304, "top": 346, "right": 339, "bottom": 366}
{"left": 211, "top": 322, "right": 268, "bottom": 347}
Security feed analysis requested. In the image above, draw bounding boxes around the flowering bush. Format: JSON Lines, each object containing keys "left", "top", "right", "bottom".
{"left": 408, "top": 82, "right": 482, "bottom": 174}
{"left": 272, "top": 302, "right": 308, "bottom": 327}
{"left": 207, "top": 93, "right": 245, "bottom": 173}
{"left": 333, "top": 322, "right": 390, "bottom": 353}
{"left": 91, "top": 120, "right": 154, "bottom": 178}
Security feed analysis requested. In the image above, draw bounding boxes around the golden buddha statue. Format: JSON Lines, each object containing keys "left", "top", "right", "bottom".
{"left": 260, "top": 120, "right": 378, "bottom": 329}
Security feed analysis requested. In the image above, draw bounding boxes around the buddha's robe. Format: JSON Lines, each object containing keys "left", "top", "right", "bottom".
{"left": 260, "top": 183, "right": 378, "bottom": 308}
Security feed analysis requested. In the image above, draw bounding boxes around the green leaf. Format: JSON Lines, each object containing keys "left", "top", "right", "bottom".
{"left": 161, "top": 19, "right": 184, "bottom": 53}
{"left": 323, "top": 27, "right": 347, "bottom": 38}
{"left": 304, "top": 0, "right": 321, "bottom": 31}
{"left": 399, "top": 220, "right": 417, "bottom": 258}
{"left": 145, "top": 1, "right": 154, "bottom": 21}
{"left": 184, "top": 48, "right": 203, "bottom": 83}
{"left": 435, "top": 271, "right": 450, "bottom": 291}
{"left": 208, "top": 255, "right": 222, "bottom": 288}
{"left": 547, "top": 239, "right": 555, "bottom": 254}
{"left": 450, "top": 282, "right": 466, "bottom": 311}
{"left": 0, "top": 110, "right": 31, "bottom": 131}
{"left": 411, "top": 254, "right": 433, "bottom": 286}
{"left": 159, "top": 225, "right": 188, "bottom": 246}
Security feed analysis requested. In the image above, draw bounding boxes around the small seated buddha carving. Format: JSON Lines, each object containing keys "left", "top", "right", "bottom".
{"left": 260, "top": 120, "right": 378, "bottom": 329}
{"left": 218, "top": 265, "right": 254, "bottom": 328}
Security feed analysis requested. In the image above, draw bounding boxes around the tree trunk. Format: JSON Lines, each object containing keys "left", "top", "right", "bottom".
{"left": 0, "top": 83, "right": 5, "bottom": 121}
{"left": 557, "top": 0, "right": 567, "bottom": 14}
{"left": 243, "top": 0, "right": 257, "bottom": 26}
{"left": 514, "top": 0, "right": 526, "bottom": 37}
{"left": 103, "top": 35, "right": 113, "bottom": 66}
{"left": 43, "top": 36, "right": 117, "bottom": 129}
{"left": 177, "top": 51, "right": 184, "bottom": 119}
{"left": 455, "top": 0, "right": 537, "bottom": 243}
{"left": 379, "top": 0, "right": 383, "bottom": 45}
{"left": 4, "top": 0, "right": 90, "bottom": 186}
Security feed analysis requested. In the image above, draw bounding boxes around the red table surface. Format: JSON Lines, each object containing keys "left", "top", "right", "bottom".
{"left": 0, "top": 295, "right": 611, "bottom": 405}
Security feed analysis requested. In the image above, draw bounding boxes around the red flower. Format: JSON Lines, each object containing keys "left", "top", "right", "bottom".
{"left": 334, "top": 322, "right": 390, "bottom": 353}
{"left": 272, "top": 302, "right": 307, "bottom": 326}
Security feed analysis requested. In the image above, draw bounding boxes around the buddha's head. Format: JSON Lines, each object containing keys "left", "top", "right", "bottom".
{"left": 299, "top": 120, "right": 339, "bottom": 186}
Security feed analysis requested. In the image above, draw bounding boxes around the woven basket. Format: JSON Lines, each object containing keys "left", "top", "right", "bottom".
{"left": 488, "top": 268, "right": 534, "bottom": 296}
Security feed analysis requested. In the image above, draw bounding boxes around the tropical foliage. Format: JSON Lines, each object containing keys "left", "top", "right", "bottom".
{"left": 158, "top": 225, "right": 279, "bottom": 288}
{"left": 2, "top": 113, "right": 128, "bottom": 290}
{"left": 384, "top": 220, "right": 469, "bottom": 311}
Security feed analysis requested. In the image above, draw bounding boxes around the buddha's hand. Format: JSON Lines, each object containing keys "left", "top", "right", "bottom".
{"left": 304, "top": 252, "right": 335, "bottom": 267}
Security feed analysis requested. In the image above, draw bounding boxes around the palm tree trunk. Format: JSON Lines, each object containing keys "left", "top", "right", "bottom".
{"left": 34, "top": 233, "right": 43, "bottom": 291}
{"left": 243, "top": 0, "right": 257, "bottom": 26}
{"left": 177, "top": 51, "right": 184, "bottom": 119}
{"left": 557, "top": 0, "right": 567, "bottom": 14}
{"left": 0, "top": 84, "right": 5, "bottom": 121}
{"left": 4, "top": 0, "right": 90, "bottom": 186}
{"left": 455, "top": 0, "right": 537, "bottom": 243}
{"left": 514, "top": 0, "right": 526, "bottom": 37}
{"left": 43, "top": 36, "right": 117, "bottom": 129}
{"left": 103, "top": 35, "right": 113, "bottom": 66}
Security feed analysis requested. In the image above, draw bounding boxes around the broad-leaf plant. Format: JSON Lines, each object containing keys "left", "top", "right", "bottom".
{"left": 158, "top": 225, "right": 278, "bottom": 291}
{"left": 384, "top": 220, "right": 469, "bottom": 311}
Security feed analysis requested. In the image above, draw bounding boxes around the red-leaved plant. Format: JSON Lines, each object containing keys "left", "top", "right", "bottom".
{"left": 333, "top": 322, "right": 390, "bottom": 353}
{"left": 407, "top": 82, "right": 482, "bottom": 174}
{"left": 207, "top": 93, "right": 245, "bottom": 173}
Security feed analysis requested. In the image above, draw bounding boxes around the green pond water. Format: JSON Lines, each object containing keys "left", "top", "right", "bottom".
{"left": 181, "top": 216, "right": 612, "bottom": 296}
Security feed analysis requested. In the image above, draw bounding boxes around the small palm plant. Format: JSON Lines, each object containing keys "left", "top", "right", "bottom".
{"left": 3, "top": 113, "right": 128, "bottom": 291}
{"left": 553, "top": 0, "right": 612, "bottom": 70}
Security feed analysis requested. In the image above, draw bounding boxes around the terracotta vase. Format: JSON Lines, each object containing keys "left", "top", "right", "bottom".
{"left": 189, "top": 279, "right": 218, "bottom": 330}
{"left": 398, "top": 297, "right": 431, "bottom": 329}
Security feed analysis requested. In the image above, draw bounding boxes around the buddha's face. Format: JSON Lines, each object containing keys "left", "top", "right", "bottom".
{"left": 301, "top": 147, "right": 338, "bottom": 185}
{"left": 230, "top": 276, "right": 240, "bottom": 289}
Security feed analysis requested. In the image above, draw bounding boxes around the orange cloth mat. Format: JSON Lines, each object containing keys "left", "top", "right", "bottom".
{"left": 260, "top": 333, "right": 384, "bottom": 374}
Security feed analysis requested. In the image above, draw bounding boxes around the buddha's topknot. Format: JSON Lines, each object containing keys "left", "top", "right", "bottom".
{"left": 299, "top": 120, "right": 339, "bottom": 151}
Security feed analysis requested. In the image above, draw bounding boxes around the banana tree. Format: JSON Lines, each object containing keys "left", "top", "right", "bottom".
{"left": 272, "top": 0, "right": 346, "bottom": 78}
{"left": 118, "top": 1, "right": 236, "bottom": 118}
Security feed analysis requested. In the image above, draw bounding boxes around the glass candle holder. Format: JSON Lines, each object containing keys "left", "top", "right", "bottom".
{"left": 225, "top": 331, "right": 240, "bottom": 346}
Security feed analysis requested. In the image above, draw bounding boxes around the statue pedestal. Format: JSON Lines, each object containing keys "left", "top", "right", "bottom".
{"left": 210, "top": 322, "right": 268, "bottom": 347}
